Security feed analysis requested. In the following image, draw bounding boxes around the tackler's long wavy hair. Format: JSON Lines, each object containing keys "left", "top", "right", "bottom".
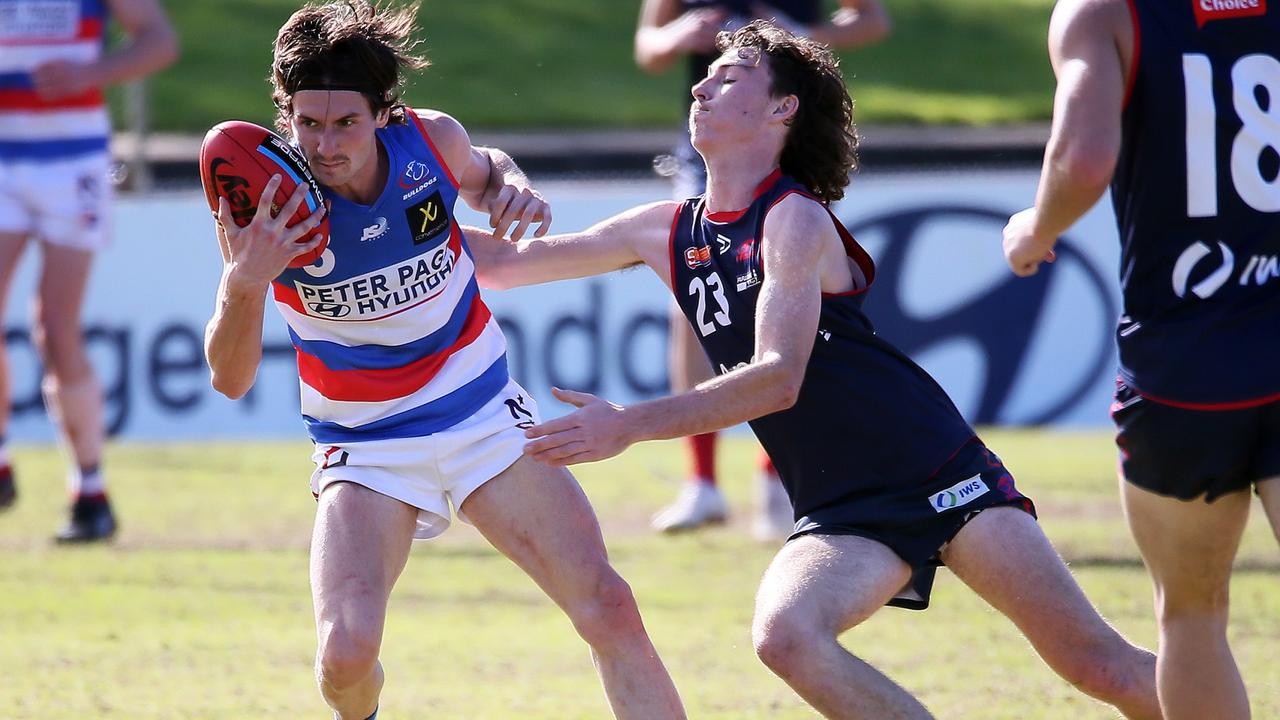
{"left": 270, "top": 0, "right": 428, "bottom": 133}
{"left": 717, "top": 20, "right": 859, "bottom": 203}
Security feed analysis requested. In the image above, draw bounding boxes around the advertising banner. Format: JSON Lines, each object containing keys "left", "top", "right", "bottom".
{"left": 1, "top": 170, "right": 1122, "bottom": 441}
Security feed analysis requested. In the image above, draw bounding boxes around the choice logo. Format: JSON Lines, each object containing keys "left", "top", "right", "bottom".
{"left": 1172, "top": 240, "right": 1234, "bottom": 299}
{"left": 1193, "top": 0, "right": 1266, "bottom": 28}
{"left": 849, "top": 206, "right": 1117, "bottom": 425}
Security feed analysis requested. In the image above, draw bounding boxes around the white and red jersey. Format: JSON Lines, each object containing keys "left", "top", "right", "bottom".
{"left": 271, "top": 114, "right": 510, "bottom": 444}
{"left": 0, "top": 0, "right": 110, "bottom": 162}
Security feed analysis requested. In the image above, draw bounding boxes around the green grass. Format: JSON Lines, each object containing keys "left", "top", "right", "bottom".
{"left": 1, "top": 431, "right": 1277, "bottom": 718}
{"left": 123, "top": 0, "right": 1057, "bottom": 133}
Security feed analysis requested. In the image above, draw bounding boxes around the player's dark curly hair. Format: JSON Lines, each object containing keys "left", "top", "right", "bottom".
{"left": 716, "top": 20, "right": 859, "bottom": 203}
{"left": 271, "top": 0, "right": 428, "bottom": 133}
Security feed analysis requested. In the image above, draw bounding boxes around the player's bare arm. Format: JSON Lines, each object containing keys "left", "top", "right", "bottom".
{"left": 32, "top": 0, "right": 178, "bottom": 101}
{"left": 467, "top": 200, "right": 678, "bottom": 291}
{"left": 204, "top": 178, "right": 326, "bottom": 399}
{"left": 417, "top": 109, "right": 551, "bottom": 241}
{"left": 635, "top": 0, "right": 727, "bottom": 74}
{"left": 522, "top": 194, "right": 838, "bottom": 465}
{"left": 1004, "top": 0, "right": 1130, "bottom": 277}
{"left": 774, "top": 0, "right": 892, "bottom": 49}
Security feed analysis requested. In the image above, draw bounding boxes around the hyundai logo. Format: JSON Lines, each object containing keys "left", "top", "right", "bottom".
{"left": 307, "top": 302, "right": 351, "bottom": 318}
{"left": 848, "top": 206, "right": 1118, "bottom": 425}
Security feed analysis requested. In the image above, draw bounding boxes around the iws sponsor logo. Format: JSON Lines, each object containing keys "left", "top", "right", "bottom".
{"left": 293, "top": 245, "right": 456, "bottom": 321}
{"left": 1193, "top": 0, "right": 1265, "bottom": 27}
{"left": 928, "top": 475, "right": 989, "bottom": 513}
{"left": 406, "top": 191, "right": 449, "bottom": 244}
{"left": 1239, "top": 254, "right": 1280, "bottom": 287}
{"left": 1173, "top": 240, "right": 1233, "bottom": 298}
{"left": 850, "top": 206, "right": 1117, "bottom": 425}
{"left": 360, "top": 217, "right": 389, "bottom": 242}
{"left": 684, "top": 245, "right": 712, "bottom": 269}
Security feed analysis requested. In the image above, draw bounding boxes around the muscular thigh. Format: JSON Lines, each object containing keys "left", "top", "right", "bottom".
{"left": 459, "top": 454, "right": 611, "bottom": 605}
{"left": 1121, "top": 481, "right": 1251, "bottom": 601}
{"left": 311, "top": 481, "right": 420, "bottom": 626}
{"left": 942, "top": 507, "right": 1106, "bottom": 634}
{"left": 755, "top": 534, "right": 911, "bottom": 635}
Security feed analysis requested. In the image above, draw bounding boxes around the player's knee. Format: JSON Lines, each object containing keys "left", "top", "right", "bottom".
{"left": 565, "top": 568, "right": 643, "bottom": 649}
{"left": 315, "top": 621, "right": 381, "bottom": 691}
{"left": 1156, "top": 582, "right": 1232, "bottom": 625}
{"left": 751, "top": 607, "right": 823, "bottom": 677}
{"left": 29, "top": 321, "right": 85, "bottom": 380}
{"left": 1043, "top": 628, "right": 1153, "bottom": 705}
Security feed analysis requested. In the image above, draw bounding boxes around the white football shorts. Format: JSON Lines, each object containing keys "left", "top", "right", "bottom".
{"left": 309, "top": 378, "right": 542, "bottom": 539}
{"left": 0, "top": 152, "right": 112, "bottom": 251}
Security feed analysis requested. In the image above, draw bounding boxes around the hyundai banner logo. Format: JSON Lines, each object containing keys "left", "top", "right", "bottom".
{"left": 848, "top": 206, "right": 1118, "bottom": 425}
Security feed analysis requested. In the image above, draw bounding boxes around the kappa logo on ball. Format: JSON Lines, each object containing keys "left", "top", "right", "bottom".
{"left": 928, "top": 474, "right": 989, "bottom": 513}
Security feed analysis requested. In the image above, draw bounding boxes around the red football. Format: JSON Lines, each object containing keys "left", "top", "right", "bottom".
{"left": 199, "top": 120, "right": 329, "bottom": 268}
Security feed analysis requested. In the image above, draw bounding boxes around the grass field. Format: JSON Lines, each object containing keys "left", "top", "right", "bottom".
{"left": 125, "top": 0, "right": 1057, "bottom": 133}
{"left": 1, "top": 432, "right": 1277, "bottom": 719}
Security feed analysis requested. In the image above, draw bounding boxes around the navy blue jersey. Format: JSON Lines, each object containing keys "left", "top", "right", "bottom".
{"left": 670, "top": 171, "right": 978, "bottom": 519}
{"left": 1112, "top": 0, "right": 1280, "bottom": 407}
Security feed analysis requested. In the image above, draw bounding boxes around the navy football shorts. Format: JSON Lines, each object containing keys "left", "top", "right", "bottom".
{"left": 1111, "top": 380, "right": 1280, "bottom": 502}
{"left": 791, "top": 438, "right": 1036, "bottom": 611}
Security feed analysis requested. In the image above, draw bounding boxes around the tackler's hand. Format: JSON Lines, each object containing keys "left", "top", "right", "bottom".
{"left": 483, "top": 182, "right": 552, "bottom": 242}
{"left": 522, "top": 388, "right": 633, "bottom": 466}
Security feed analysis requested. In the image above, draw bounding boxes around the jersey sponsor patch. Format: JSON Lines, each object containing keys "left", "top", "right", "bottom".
{"left": 406, "top": 190, "right": 449, "bottom": 244}
{"left": 0, "top": 0, "right": 79, "bottom": 39}
{"left": 684, "top": 245, "right": 712, "bottom": 268}
{"left": 291, "top": 242, "right": 456, "bottom": 321}
{"left": 928, "top": 474, "right": 989, "bottom": 513}
{"left": 1193, "top": 0, "right": 1267, "bottom": 28}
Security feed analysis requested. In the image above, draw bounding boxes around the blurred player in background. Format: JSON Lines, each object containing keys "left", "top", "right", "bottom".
{"left": 1003, "top": 1, "right": 1279, "bottom": 718}
{"left": 635, "top": 0, "right": 890, "bottom": 539}
{"left": 0, "top": 0, "right": 178, "bottom": 541}
{"left": 204, "top": 3, "right": 686, "bottom": 719}
{"left": 472, "top": 21, "right": 1161, "bottom": 719}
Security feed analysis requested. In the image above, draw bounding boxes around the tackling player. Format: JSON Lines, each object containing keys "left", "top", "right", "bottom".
{"left": 469, "top": 20, "right": 1162, "bottom": 719}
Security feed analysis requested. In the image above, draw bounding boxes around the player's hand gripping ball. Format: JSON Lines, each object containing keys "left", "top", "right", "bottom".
{"left": 199, "top": 120, "right": 329, "bottom": 268}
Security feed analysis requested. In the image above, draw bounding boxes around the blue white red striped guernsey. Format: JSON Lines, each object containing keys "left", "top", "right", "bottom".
{"left": 0, "top": 0, "right": 110, "bottom": 161}
{"left": 272, "top": 113, "right": 509, "bottom": 444}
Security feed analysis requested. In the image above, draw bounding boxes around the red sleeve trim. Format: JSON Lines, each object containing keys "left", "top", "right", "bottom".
{"left": 407, "top": 110, "right": 460, "bottom": 190}
{"left": 760, "top": 189, "right": 876, "bottom": 298}
{"left": 1122, "top": 0, "right": 1141, "bottom": 110}
{"left": 667, "top": 202, "right": 685, "bottom": 291}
